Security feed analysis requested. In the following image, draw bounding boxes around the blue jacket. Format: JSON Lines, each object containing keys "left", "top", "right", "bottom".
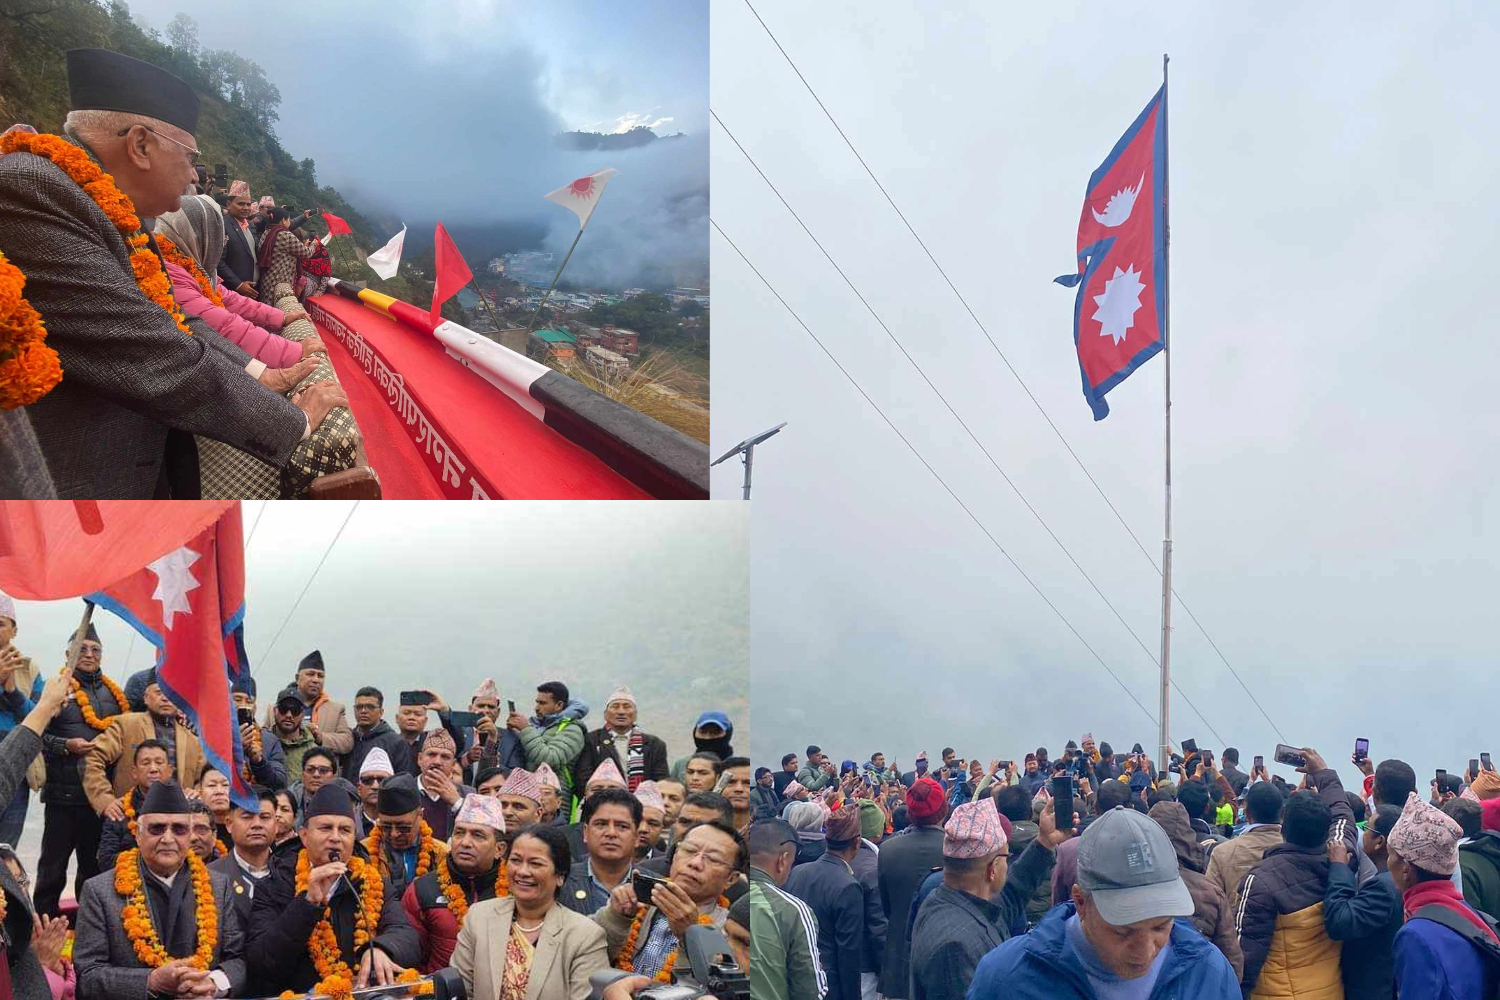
{"left": 966, "top": 902, "right": 1239, "bottom": 1000}
{"left": 1393, "top": 913, "right": 1500, "bottom": 1000}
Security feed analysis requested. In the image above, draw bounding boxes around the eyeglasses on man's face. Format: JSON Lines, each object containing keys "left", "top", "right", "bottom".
{"left": 117, "top": 123, "right": 201, "bottom": 165}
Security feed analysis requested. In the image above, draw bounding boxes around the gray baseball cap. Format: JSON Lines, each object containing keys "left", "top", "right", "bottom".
{"left": 1076, "top": 806, "right": 1194, "bottom": 926}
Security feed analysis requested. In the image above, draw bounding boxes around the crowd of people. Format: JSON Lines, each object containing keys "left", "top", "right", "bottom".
{"left": 0, "top": 591, "right": 753, "bottom": 999}
{"left": 0, "top": 47, "right": 351, "bottom": 499}
{"left": 748, "top": 735, "right": 1500, "bottom": 1000}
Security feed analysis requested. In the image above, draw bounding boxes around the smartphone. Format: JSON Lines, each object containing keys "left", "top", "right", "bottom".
{"left": 1050, "top": 775, "right": 1074, "bottom": 835}
{"left": 1436, "top": 768, "right": 1446, "bottom": 784}
{"left": 1254, "top": 755, "right": 1264, "bottom": 770}
{"left": 1484, "top": 752, "right": 1493, "bottom": 772}
{"left": 399, "top": 690, "right": 433, "bottom": 707}
{"left": 236, "top": 707, "right": 254, "bottom": 726}
{"left": 449, "top": 710, "right": 481, "bottom": 728}
{"left": 1471, "top": 759, "right": 1481, "bottom": 778}
{"left": 1274, "top": 744, "right": 1307, "bottom": 768}
{"left": 1353, "top": 737, "right": 1369, "bottom": 763}
{"left": 999, "top": 761, "right": 1012, "bottom": 772}
{"left": 632, "top": 868, "right": 671, "bottom": 907}
{"left": 1181, "top": 738, "right": 1199, "bottom": 755}
{"left": 507, "top": 699, "right": 517, "bottom": 715}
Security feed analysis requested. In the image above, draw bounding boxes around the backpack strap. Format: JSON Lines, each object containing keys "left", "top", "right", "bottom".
{"left": 1412, "top": 904, "right": 1500, "bottom": 967}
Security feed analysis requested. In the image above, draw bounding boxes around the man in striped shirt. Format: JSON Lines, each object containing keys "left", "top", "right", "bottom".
{"left": 750, "top": 819, "right": 828, "bottom": 1000}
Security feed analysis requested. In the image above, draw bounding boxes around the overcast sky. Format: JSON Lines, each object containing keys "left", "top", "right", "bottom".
{"left": 122, "top": 0, "right": 707, "bottom": 283}
{"left": 7, "top": 502, "right": 747, "bottom": 757}
{"left": 713, "top": 3, "right": 1500, "bottom": 788}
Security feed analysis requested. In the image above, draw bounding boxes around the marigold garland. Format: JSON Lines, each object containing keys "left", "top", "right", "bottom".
{"left": 294, "top": 847, "right": 384, "bottom": 995}
{"left": 72, "top": 673, "right": 127, "bottom": 731}
{"left": 434, "top": 856, "right": 509, "bottom": 926}
{"left": 114, "top": 847, "right": 217, "bottom": 970}
{"left": 615, "top": 893, "right": 729, "bottom": 983}
{"left": 0, "top": 250, "right": 62, "bottom": 410}
{"left": 0, "top": 132, "right": 192, "bottom": 338}
{"left": 157, "top": 236, "right": 224, "bottom": 308}
{"left": 119, "top": 791, "right": 138, "bottom": 838}
{"left": 365, "top": 820, "right": 444, "bottom": 881}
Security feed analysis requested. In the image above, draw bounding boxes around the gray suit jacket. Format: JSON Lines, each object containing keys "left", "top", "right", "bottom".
{"left": 452, "top": 896, "right": 609, "bottom": 1000}
{"left": 0, "top": 148, "right": 306, "bottom": 498}
{"left": 72, "top": 861, "right": 246, "bottom": 1000}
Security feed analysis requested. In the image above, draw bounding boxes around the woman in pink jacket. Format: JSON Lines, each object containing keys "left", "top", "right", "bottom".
{"left": 156, "top": 195, "right": 326, "bottom": 367}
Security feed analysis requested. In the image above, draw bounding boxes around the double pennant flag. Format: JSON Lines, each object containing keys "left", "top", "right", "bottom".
{"left": 1056, "top": 86, "right": 1168, "bottom": 420}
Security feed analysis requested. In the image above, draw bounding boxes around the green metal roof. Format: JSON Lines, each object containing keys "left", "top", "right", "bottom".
{"left": 532, "top": 328, "right": 576, "bottom": 344}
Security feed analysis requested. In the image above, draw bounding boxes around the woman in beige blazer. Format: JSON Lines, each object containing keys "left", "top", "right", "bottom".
{"left": 451, "top": 824, "right": 611, "bottom": 1000}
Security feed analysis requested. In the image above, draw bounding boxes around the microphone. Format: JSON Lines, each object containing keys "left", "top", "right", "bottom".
{"left": 325, "top": 847, "right": 359, "bottom": 901}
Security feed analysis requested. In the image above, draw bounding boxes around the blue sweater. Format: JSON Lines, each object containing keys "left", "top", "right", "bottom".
{"left": 1394, "top": 914, "right": 1500, "bottom": 1000}
{"left": 0, "top": 673, "right": 41, "bottom": 735}
{"left": 966, "top": 902, "right": 1239, "bottom": 1000}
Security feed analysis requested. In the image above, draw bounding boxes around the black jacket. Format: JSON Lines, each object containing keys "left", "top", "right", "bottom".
{"left": 574, "top": 727, "right": 669, "bottom": 792}
{"left": 218, "top": 214, "right": 258, "bottom": 289}
{"left": 784, "top": 852, "right": 865, "bottom": 1000}
{"left": 909, "top": 885, "right": 1001, "bottom": 1000}
{"left": 1236, "top": 768, "right": 1358, "bottom": 995}
{"left": 343, "top": 720, "right": 415, "bottom": 781}
{"left": 246, "top": 845, "right": 419, "bottom": 994}
{"left": 1322, "top": 862, "right": 1401, "bottom": 1000}
{"left": 40, "top": 669, "right": 124, "bottom": 805}
{"left": 876, "top": 824, "right": 945, "bottom": 999}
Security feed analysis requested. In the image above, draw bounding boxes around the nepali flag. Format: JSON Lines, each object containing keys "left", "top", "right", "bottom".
{"left": 1056, "top": 86, "right": 1167, "bottom": 420}
{"left": 85, "top": 505, "right": 256, "bottom": 810}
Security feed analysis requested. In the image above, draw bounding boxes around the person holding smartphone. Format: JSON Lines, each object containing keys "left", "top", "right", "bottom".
{"left": 229, "top": 673, "right": 287, "bottom": 789}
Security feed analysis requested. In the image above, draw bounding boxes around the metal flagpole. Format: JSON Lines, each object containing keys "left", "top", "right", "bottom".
{"left": 1157, "top": 52, "right": 1174, "bottom": 775}
{"left": 525, "top": 228, "right": 586, "bottom": 333}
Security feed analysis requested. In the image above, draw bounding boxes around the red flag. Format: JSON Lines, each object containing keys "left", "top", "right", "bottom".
{"left": 0, "top": 501, "right": 234, "bottom": 600}
{"left": 431, "top": 222, "right": 473, "bottom": 326}
{"left": 322, "top": 211, "right": 353, "bottom": 236}
{"left": 87, "top": 505, "right": 255, "bottom": 809}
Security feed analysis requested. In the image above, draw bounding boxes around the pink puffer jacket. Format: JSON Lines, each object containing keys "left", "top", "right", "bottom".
{"left": 165, "top": 261, "right": 301, "bottom": 368}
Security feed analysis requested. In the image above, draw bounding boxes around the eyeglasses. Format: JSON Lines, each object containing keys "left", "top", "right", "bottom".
{"left": 116, "top": 123, "right": 201, "bottom": 165}
{"left": 304, "top": 765, "right": 335, "bottom": 777}
{"left": 143, "top": 822, "right": 191, "bottom": 837}
{"left": 75, "top": 643, "right": 102, "bottom": 656}
{"left": 358, "top": 775, "right": 385, "bottom": 786}
{"left": 675, "top": 841, "right": 735, "bottom": 871}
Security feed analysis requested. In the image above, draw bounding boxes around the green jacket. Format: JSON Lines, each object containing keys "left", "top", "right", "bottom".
{"left": 795, "top": 764, "right": 836, "bottom": 792}
{"left": 517, "top": 717, "right": 585, "bottom": 793}
{"left": 277, "top": 724, "right": 318, "bottom": 780}
{"left": 1460, "top": 830, "right": 1500, "bottom": 919}
{"left": 750, "top": 866, "right": 826, "bottom": 1000}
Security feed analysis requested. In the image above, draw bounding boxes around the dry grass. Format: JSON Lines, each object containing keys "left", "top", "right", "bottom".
{"left": 551, "top": 350, "right": 710, "bottom": 443}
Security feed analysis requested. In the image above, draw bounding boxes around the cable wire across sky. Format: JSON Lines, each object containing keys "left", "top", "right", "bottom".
{"left": 734, "top": 0, "right": 1287, "bottom": 745}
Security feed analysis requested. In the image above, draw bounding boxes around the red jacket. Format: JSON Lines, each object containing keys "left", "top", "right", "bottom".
{"left": 400, "top": 859, "right": 505, "bottom": 973}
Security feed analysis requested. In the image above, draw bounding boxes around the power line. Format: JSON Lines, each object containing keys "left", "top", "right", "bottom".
{"left": 713, "top": 111, "right": 1226, "bottom": 747}
{"left": 244, "top": 500, "right": 269, "bottom": 550}
{"left": 713, "top": 217, "right": 1163, "bottom": 733}
{"left": 738, "top": 0, "right": 1286, "bottom": 744}
{"left": 257, "top": 501, "right": 361, "bottom": 668}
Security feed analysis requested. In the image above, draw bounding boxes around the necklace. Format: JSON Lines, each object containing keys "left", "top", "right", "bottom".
{"left": 0, "top": 249, "right": 62, "bottom": 409}
{"left": 294, "top": 848, "right": 384, "bottom": 998}
{"left": 114, "top": 848, "right": 217, "bottom": 970}
{"left": 434, "top": 856, "right": 508, "bottom": 926}
{"left": 616, "top": 893, "right": 730, "bottom": 983}
{"left": 71, "top": 673, "right": 127, "bottom": 731}
{"left": 156, "top": 236, "right": 224, "bottom": 308}
{"left": 365, "top": 819, "right": 444, "bottom": 881}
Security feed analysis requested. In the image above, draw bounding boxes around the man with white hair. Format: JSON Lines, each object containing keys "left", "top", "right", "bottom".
{"left": 0, "top": 47, "right": 347, "bottom": 498}
{"left": 575, "top": 684, "right": 669, "bottom": 793}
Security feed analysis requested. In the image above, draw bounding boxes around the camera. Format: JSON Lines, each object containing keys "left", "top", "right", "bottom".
{"left": 632, "top": 868, "right": 671, "bottom": 907}
{"left": 589, "top": 927, "right": 748, "bottom": 1000}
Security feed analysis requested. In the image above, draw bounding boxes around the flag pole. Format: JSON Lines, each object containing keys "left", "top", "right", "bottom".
{"left": 65, "top": 601, "right": 97, "bottom": 676}
{"left": 525, "top": 227, "right": 586, "bottom": 333}
{"left": 1157, "top": 52, "right": 1174, "bottom": 776}
{"left": 467, "top": 276, "right": 507, "bottom": 336}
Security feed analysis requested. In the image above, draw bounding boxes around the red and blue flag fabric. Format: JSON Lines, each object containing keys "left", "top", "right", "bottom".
{"left": 85, "top": 504, "right": 255, "bottom": 809}
{"left": 1056, "top": 86, "right": 1168, "bottom": 420}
